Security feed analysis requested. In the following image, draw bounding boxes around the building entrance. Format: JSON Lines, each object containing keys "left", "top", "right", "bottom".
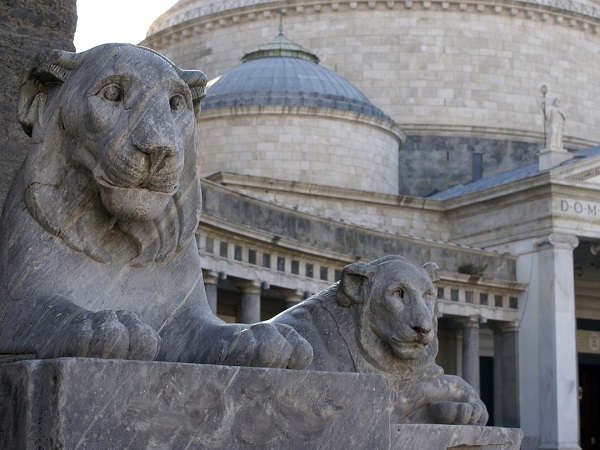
{"left": 580, "top": 363, "right": 600, "bottom": 450}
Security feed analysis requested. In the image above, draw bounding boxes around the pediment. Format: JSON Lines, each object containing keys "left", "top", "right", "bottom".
{"left": 554, "top": 152, "right": 600, "bottom": 186}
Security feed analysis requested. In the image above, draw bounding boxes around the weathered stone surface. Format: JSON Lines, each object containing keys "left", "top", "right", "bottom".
{"left": 391, "top": 424, "right": 524, "bottom": 450}
{"left": 272, "top": 256, "right": 488, "bottom": 425}
{"left": 0, "top": 0, "right": 76, "bottom": 210}
{"left": 0, "top": 44, "right": 312, "bottom": 370}
{"left": 200, "top": 181, "right": 516, "bottom": 280}
{"left": 0, "top": 358, "right": 391, "bottom": 449}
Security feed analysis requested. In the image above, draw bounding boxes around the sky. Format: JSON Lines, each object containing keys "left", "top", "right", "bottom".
{"left": 74, "top": 0, "right": 178, "bottom": 52}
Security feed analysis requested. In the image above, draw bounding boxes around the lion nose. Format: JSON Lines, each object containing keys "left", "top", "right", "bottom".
{"left": 412, "top": 325, "right": 431, "bottom": 336}
{"left": 132, "top": 116, "right": 179, "bottom": 174}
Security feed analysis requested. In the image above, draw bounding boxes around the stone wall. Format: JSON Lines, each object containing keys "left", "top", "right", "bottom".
{"left": 200, "top": 107, "right": 402, "bottom": 195}
{"left": 145, "top": 0, "right": 600, "bottom": 149}
{"left": 144, "top": 0, "right": 600, "bottom": 195}
{"left": 401, "top": 135, "right": 541, "bottom": 197}
{"left": 201, "top": 179, "right": 518, "bottom": 280}
{"left": 0, "top": 0, "right": 77, "bottom": 210}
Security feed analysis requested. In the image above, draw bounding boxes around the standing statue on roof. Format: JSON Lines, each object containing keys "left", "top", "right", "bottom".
{"left": 543, "top": 96, "right": 566, "bottom": 150}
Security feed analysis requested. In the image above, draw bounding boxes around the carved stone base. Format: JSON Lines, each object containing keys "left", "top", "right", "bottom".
{"left": 392, "top": 424, "right": 523, "bottom": 449}
{"left": 0, "top": 359, "right": 523, "bottom": 449}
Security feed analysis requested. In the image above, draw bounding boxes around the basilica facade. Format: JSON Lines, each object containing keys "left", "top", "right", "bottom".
{"left": 141, "top": 1, "right": 600, "bottom": 448}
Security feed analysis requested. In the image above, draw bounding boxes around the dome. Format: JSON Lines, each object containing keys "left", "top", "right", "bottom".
{"left": 202, "top": 33, "right": 393, "bottom": 123}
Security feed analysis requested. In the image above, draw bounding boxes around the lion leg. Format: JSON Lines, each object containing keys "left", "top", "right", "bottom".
{"left": 158, "top": 308, "right": 313, "bottom": 369}
{"left": 0, "top": 295, "right": 160, "bottom": 360}
{"left": 424, "top": 375, "right": 489, "bottom": 425}
{"left": 392, "top": 373, "right": 488, "bottom": 425}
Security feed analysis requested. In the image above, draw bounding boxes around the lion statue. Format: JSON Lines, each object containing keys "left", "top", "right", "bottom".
{"left": 271, "top": 255, "right": 488, "bottom": 425}
{"left": 0, "top": 43, "right": 312, "bottom": 369}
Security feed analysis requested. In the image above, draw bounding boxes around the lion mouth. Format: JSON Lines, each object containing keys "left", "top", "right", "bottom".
{"left": 95, "top": 175, "right": 178, "bottom": 222}
{"left": 96, "top": 176, "right": 178, "bottom": 196}
{"left": 390, "top": 337, "right": 430, "bottom": 348}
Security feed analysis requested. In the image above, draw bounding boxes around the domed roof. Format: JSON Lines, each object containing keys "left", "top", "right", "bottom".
{"left": 202, "top": 33, "right": 393, "bottom": 122}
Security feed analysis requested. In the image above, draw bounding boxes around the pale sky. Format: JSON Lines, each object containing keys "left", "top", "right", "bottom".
{"left": 74, "top": 0, "right": 178, "bottom": 52}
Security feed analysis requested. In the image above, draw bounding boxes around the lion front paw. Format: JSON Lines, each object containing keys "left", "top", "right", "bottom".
{"left": 53, "top": 310, "right": 161, "bottom": 360}
{"left": 220, "top": 323, "right": 313, "bottom": 369}
{"left": 428, "top": 400, "right": 488, "bottom": 425}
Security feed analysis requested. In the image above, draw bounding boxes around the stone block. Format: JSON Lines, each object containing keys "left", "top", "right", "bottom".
{"left": 0, "top": 358, "right": 391, "bottom": 449}
{"left": 392, "top": 424, "right": 523, "bottom": 450}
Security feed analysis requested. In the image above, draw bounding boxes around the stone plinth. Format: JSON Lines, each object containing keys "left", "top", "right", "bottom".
{"left": 0, "top": 358, "right": 391, "bottom": 449}
{"left": 0, "top": 358, "right": 524, "bottom": 449}
{"left": 392, "top": 424, "right": 523, "bottom": 450}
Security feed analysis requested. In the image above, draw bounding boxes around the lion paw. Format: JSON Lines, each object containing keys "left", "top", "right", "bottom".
{"left": 428, "top": 400, "right": 488, "bottom": 425}
{"left": 220, "top": 323, "right": 313, "bottom": 369}
{"left": 53, "top": 310, "right": 161, "bottom": 360}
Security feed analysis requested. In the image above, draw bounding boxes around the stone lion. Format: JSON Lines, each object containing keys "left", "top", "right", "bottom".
{"left": 271, "top": 255, "right": 488, "bottom": 424}
{"left": 0, "top": 43, "right": 312, "bottom": 369}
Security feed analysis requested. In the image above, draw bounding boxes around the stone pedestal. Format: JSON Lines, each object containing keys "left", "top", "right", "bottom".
{"left": 392, "top": 424, "right": 523, "bottom": 450}
{"left": 538, "top": 148, "right": 572, "bottom": 171}
{"left": 0, "top": 358, "right": 524, "bottom": 449}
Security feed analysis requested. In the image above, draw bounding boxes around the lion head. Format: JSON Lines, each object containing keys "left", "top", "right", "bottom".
{"left": 337, "top": 255, "right": 440, "bottom": 377}
{"left": 16, "top": 44, "right": 207, "bottom": 265}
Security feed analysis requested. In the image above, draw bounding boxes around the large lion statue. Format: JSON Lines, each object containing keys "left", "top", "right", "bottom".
{"left": 271, "top": 255, "right": 488, "bottom": 424}
{"left": 0, "top": 43, "right": 312, "bottom": 369}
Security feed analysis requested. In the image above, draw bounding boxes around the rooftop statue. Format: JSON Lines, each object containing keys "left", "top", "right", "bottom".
{"left": 0, "top": 43, "right": 312, "bottom": 368}
{"left": 271, "top": 255, "right": 489, "bottom": 425}
{"left": 544, "top": 96, "right": 566, "bottom": 151}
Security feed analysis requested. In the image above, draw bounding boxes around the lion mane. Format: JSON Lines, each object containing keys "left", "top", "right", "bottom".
{"left": 16, "top": 44, "right": 207, "bottom": 266}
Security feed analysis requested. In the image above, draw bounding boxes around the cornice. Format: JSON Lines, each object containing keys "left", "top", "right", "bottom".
{"left": 144, "top": 0, "right": 600, "bottom": 48}
{"left": 199, "top": 104, "right": 406, "bottom": 143}
{"left": 206, "top": 172, "right": 443, "bottom": 211}
{"left": 401, "top": 124, "right": 594, "bottom": 151}
{"left": 201, "top": 178, "right": 515, "bottom": 259}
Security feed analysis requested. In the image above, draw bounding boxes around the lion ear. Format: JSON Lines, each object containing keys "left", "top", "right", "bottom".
{"left": 337, "top": 262, "right": 376, "bottom": 307}
{"left": 179, "top": 69, "right": 208, "bottom": 118}
{"left": 17, "top": 49, "right": 78, "bottom": 136}
{"left": 423, "top": 262, "right": 440, "bottom": 283}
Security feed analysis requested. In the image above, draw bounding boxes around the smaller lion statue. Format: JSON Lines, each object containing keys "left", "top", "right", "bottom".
{"left": 271, "top": 255, "right": 488, "bottom": 425}
{"left": 0, "top": 43, "right": 312, "bottom": 369}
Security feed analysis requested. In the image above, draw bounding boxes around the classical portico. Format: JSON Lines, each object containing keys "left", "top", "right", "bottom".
{"left": 436, "top": 147, "right": 600, "bottom": 449}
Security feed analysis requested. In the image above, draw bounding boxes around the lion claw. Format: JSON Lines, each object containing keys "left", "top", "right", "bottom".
{"left": 428, "top": 400, "right": 488, "bottom": 425}
{"left": 219, "top": 323, "right": 313, "bottom": 369}
{"left": 52, "top": 310, "right": 160, "bottom": 360}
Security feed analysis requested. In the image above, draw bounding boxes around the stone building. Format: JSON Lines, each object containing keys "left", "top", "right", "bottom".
{"left": 141, "top": 1, "right": 600, "bottom": 449}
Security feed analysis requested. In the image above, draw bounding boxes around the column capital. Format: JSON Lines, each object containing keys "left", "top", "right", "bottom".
{"left": 232, "top": 279, "right": 262, "bottom": 295}
{"left": 456, "top": 315, "right": 482, "bottom": 328}
{"left": 284, "top": 289, "right": 304, "bottom": 304}
{"left": 202, "top": 269, "right": 219, "bottom": 285}
{"left": 534, "top": 233, "right": 578, "bottom": 250}
{"left": 490, "top": 320, "right": 520, "bottom": 333}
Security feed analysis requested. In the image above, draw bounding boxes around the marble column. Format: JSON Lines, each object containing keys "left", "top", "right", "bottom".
{"left": 461, "top": 316, "right": 480, "bottom": 393}
{"left": 234, "top": 280, "right": 262, "bottom": 324}
{"left": 534, "top": 234, "right": 580, "bottom": 450}
{"left": 518, "top": 233, "right": 580, "bottom": 450}
{"left": 202, "top": 270, "right": 219, "bottom": 315}
{"left": 492, "top": 321, "right": 520, "bottom": 428}
{"left": 284, "top": 289, "right": 304, "bottom": 309}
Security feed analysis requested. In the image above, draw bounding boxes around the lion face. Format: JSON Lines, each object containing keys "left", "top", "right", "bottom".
{"left": 337, "top": 256, "right": 439, "bottom": 369}
{"left": 58, "top": 46, "right": 196, "bottom": 222}
{"left": 17, "top": 44, "right": 207, "bottom": 264}
{"left": 367, "top": 264, "right": 436, "bottom": 360}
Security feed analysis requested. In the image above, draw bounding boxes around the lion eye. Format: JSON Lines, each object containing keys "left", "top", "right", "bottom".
{"left": 101, "top": 84, "right": 123, "bottom": 102}
{"left": 169, "top": 94, "right": 186, "bottom": 111}
{"left": 392, "top": 289, "right": 405, "bottom": 299}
